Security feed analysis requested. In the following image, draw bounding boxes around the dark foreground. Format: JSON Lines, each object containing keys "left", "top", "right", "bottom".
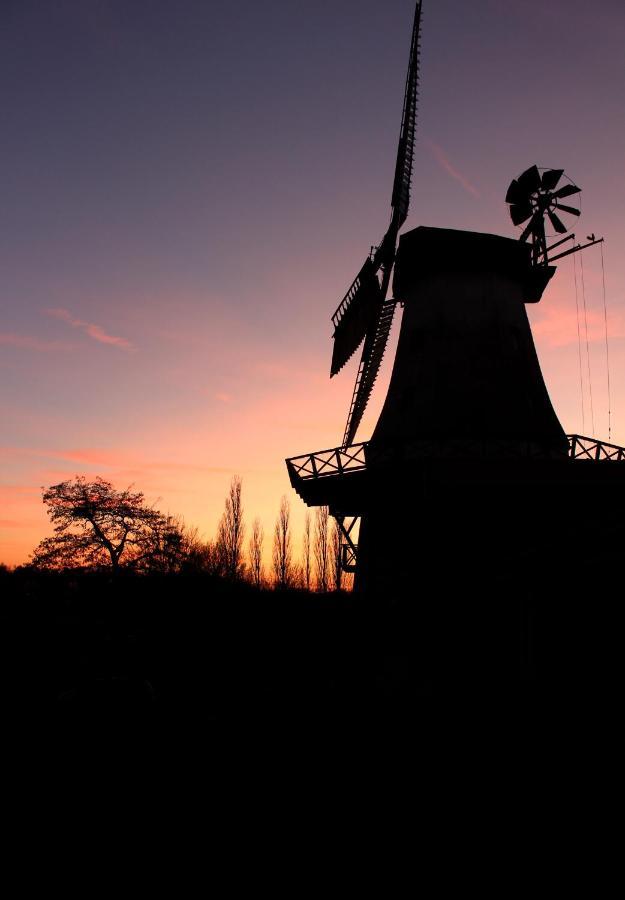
{"left": 2, "top": 565, "right": 623, "bottom": 757}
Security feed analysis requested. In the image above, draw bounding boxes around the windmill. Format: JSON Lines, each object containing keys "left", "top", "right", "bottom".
{"left": 331, "top": 0, "right": 422, "bottom": 448}
{"left": 285, "top": 2, "right": 624, "bottom": 596}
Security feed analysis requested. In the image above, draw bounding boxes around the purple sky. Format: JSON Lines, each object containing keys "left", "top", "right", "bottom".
{"left": 2, "top": 0, "right": 625, "bottom": 566}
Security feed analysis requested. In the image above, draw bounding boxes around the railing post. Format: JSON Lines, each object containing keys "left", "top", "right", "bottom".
{"left": 337, "top": 515, "right": 360, "bottom": 573}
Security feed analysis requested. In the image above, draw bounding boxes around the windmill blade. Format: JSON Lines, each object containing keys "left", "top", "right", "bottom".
{"left": 520, "top": 213, "right": 539, "bottom": 243}
{"left": 342, "top": 301, "right": 396, "bottom": 447}
{"left": 517, "top": 165, "right": 541, "bottom": 195}
{"left": 556, "top": 203, "right": 580, "bottom": 216}
{"left": 541, "top": 168, "right": 564, "bottom": 192}
{"left": 337, "top": 2, "right": 421, "bottom": 440}
{"left": 547, "top": 209, "right": 568, "bottom": 234}
{"left": 505, "top": 179, "right": 525, "bottom": 205}
{"left": 391, "top": 1, "right": 423, "bottom": 226}
{"left": 510, "top": 202, "right": 533, "bottom": 226}
{"left": 553, "top": 183, "right": 581, "bottom": 200}
{"left": 330, "top": 258, "right": 383, "bottom": 376}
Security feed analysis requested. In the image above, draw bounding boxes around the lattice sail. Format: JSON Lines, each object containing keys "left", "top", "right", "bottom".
{"left": 327, "top": 2, "right": 422, "bottom": 445}
{"left": 391, "top": 1, "right": 422, "bottom": 227}
{"left": 340, "top": 3, "right": 422, "bottom": 443}
{"left": 343, "top": 301, "right": 396, "bottom": 447}
{"left": 331, "top": 258, "right": 383, "bottom": 377}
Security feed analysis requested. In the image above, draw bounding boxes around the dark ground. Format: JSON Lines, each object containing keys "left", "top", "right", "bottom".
{"left": 2, "top": 564, "right": 623, "bottom": 759}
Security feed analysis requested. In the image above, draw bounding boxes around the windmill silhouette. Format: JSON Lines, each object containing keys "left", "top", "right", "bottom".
{"left": 286, "top": 1, "right": 625, "bottom": 594}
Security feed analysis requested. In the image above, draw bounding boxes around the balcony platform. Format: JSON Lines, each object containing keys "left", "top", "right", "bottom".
{"left": 286, "top": 434, "right": 625, "bottom": 515}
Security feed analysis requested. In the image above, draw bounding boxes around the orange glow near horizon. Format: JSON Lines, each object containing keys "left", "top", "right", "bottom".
{"left": 2, "top": 250, "right": 624, "bottom": 571}
{"left": 2, "top": 1, "right": 625, "bottom": 570}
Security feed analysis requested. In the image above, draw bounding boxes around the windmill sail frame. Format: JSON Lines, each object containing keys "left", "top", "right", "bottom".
{"left": 339, "top": 1, "right": 423, "bottom": 446}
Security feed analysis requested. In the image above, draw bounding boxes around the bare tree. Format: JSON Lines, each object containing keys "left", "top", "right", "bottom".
{"left": 314, "top": 505, "right": 329, "bottom": 592}
{"left": 290, "top": 563, "right": 305, "bottom": 590}
{"left": 144, "top": 513, "right": 188, "bottom": 574}
{"left": 272, "top": 495, "right": 293, "bottom": 589}
{"left": 331, "top": 518, "right": 343, "bottom": 592}
{"left": 302, "top": 511, "right": 312, "bottom": 592}
{"left": 249, "top": 517, "right": 264, "bottom": 589}
{"left": 215, "top": 475, "right": 245, "bottom": 580}
{"left": 173, "top": 520, "right": 219, "bottom": 575}
{"left": 30, "top": 476, "right": 177, "bottom": 574}
{"left": 196, "top": 539, "right": 227, "bottom": 577}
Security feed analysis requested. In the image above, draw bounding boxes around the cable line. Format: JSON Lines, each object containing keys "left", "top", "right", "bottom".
{"left": 572, "top": 252, "right": 586, "bottom": 434}
{"left": 600, "top": 242, "right": 612, "bottom": 441}
{"left": 579, "top": 251, "right": 595, "bottom": 436}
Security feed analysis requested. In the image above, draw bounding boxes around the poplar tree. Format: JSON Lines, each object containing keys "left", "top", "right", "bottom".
{"left": 302, "top": 511, "right": 312, "bottom": 592}
{"left": 272, "top": 496, "right": 293, "bottom": 589}
{"left": 249, "top": 517, "right": 264, "bottom": 588}
{"left": 216, "top": 475, "right": 245, "bottom": 580}
{"left": 314, "top": 505, "right": 329, "bottom": 592}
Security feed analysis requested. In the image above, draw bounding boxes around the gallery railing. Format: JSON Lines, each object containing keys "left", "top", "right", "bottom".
{"left": 286, "top": 443, "right": 368, "bottom": 481}
{"left": 287, "top": 434, "right": 625, "bottom": 484}
{"left": 287, "top": 434, "right": 625, "bottom": 576}
{"left": 567, "top": 434, "right": 625, "bottom": 461}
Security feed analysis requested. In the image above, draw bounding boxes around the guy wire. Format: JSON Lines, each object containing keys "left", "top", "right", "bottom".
{"left": 579, "top": 250, "right": 595, "bottom": 436}
{"left": 572, "top": 252, "right": 586, "bottom": 434}
{"left": 600, "top": 241, "right": 612, "bottom": 441}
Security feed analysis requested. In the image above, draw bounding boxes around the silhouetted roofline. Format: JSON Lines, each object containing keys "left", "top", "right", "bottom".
{"left": 393, "top": 226, "right": 555, "bottom": 303}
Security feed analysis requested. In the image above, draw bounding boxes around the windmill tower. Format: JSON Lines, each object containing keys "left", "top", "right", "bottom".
{"left": 286, "top": 1, "right": 625, "bottom": 595}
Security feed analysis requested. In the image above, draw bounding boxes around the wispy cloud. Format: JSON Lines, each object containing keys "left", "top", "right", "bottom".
{"left": 0, "top": 518, "right": 38, "bottom": 530}
{"left": 0, "top": 446, "right": 127, "bottom": 468}
{"left": 0, "top": 332, "right": 69, "bottom": 351}
{"left": 0, "top": 445, "right": 233, "bottom": 476}
{"left": 425, "top": 139, "right": 480, "bottom": 198}
{"left": 58, "top": 448, "right": 128, "bottom": 466}
{"left": 46, "top": 307, "right": 134, "bottom": 350}
{"left": 0, "top": 484, "right": 41, "bottom": 498}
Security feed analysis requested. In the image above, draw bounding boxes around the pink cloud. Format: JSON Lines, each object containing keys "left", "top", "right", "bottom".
{"left": 0, "top": 446, "right": 128, "bottom": 468}
{"left": 0, "top": 445, "right": 233, "bottom": 476}
{"left": 531, "top": 302, "right": 625, "bottom": 348}
{"left": 0, "top": 518, "right": 38, "bottom": 529}
{"left": 0, "top": 332, "right": 69, "bottom": 351}
{"left": 46, "top": 307, "right": 134, "bottom": 350}
{"left": 59, "top": 448, "right": 129, "bottom": 466}
{"left": 0, "top": 484, "right": 41, "bottom": 499}
{"left": 425, "top": 139, "right": 480, "bottom": 198}
{"left": 254, "top": 361, "right": 291, "bottom": 379}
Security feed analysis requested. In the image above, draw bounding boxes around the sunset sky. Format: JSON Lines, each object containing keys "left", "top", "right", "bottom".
{"left": 2, "top": 0, "right": 625, "bottom": 567}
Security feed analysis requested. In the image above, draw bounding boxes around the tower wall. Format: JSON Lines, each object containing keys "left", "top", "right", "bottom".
{"left": 371, "top": 227, "right": 566, "bottom": 456}
{"left": 357, "top": 227, "right": 568, "bottom": 593}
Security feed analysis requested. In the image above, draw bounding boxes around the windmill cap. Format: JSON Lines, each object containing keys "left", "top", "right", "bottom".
{"left": 393, "top": 226, "right": 555, "bottom": 303}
